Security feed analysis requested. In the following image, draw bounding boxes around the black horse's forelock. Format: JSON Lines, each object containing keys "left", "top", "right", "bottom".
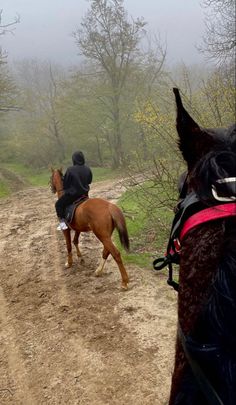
{"left": 190, "top": 150, "right": 236, "bottom": 202}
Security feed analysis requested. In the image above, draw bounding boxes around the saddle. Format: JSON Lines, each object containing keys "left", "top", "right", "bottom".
{"left": 64, "top": 195, "right": 88, "bottom": 224}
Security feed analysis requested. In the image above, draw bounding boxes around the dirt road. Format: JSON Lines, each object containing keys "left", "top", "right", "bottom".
{"left": 0, "top": 179, "right": 177, "bottom": 405}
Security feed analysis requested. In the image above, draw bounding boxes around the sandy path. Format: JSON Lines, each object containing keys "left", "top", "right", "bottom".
{"left": 0, "top": 179, "right": 177, "bottom": 404}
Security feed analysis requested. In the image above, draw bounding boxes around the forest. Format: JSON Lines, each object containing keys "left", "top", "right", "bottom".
{"left": 0, "top": 0, "right": 235, "bottom": 260}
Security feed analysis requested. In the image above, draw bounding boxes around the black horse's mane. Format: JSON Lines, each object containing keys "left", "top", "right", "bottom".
{"left": 178, "top": 244, "right": 236, "bottom": 405}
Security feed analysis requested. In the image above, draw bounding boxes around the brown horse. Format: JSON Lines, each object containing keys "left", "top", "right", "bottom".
{"left": 167, "top": 89, "right": 236, "bottom": 404}
{"left": 50, "top": 168, "right": 130, "bottom": 289}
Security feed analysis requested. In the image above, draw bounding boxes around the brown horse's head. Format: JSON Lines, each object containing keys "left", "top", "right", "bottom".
{"left": 49, "top": 167, "right": 64, "bottom": 194}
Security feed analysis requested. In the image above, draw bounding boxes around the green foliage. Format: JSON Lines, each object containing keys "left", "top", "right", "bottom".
{"left": 115, "top": 181, "right": 175, "bottom": 268}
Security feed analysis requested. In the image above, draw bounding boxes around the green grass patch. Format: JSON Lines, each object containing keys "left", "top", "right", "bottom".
{"left": 0, "top": 163, "right": 122, "bottom": 198}
{"left": 0, "top": 180, "right": 10, "bottom": 198}
{"left": 2, "top": 164, "right": 120, "bottom": 188}
{"left": 91, "top": 167, "right": 121, "bottom": 182}
{"left": 3, "top": 163, "right": 49, "bottom": 187}
{"left": 115, "top": 181, "right": 175, "bottom": 268}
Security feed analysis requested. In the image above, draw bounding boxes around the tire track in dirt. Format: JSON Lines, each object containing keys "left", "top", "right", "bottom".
{"left": 0, "top": 196, "right": 36, "bottom": 404}
{"left": 0, "top": 180, "right": 177, "bottom": 405}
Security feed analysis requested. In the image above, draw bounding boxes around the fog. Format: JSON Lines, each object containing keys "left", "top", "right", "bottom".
{"left": 1, "top": 0, "right": 206, "bottom": 67}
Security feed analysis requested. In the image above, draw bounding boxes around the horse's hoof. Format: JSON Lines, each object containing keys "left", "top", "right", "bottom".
{"left": 121, "top": 283, "right": 128, "bottom": 290}
{"left": 65, "top": 262, "right": 72, "bottom": 269}
{"left": 94, "top": 270, "right": 102, "bottom": 277}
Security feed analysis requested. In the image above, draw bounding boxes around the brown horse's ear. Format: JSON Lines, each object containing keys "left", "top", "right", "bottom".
{"left": 173, "top": 88, "right": 213, "bottom": 169}
{"left": 50, "top": 166, "right": 54, "bottom": 173}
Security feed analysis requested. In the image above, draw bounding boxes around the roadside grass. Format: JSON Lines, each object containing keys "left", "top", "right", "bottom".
{"left": 115, "top": 182, "right": 175, "bottom": 269}
{"left": 92, "top": 167, "right": 122, "bottom": 182}
{"left": 0, "top": 180, "right": 10, "bottom": 198}
{"left": 2, "top": 163, "right": 50, "bottom": 187}
{"left": 0, "top": 163, "right": 120, "bottom": 198}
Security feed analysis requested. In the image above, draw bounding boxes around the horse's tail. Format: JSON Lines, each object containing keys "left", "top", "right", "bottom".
{"left": 109, "top": 204, "right": 130, "bottom": 252}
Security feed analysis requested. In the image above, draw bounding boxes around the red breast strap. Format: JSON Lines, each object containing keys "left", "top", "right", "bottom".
{"left": 180, "top": 202, "right": 236, "bottom": 241}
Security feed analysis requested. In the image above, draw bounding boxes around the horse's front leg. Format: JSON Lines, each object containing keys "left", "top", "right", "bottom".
{"left": 63, "top": 228, "right": 73, "bottom": 268}
{"left": 73, "top": 231, "right": 83, "bottom": 263}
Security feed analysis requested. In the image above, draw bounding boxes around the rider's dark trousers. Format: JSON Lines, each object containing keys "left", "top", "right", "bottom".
{"left": 55, "top": 193, "right": 79, "bottom": 219}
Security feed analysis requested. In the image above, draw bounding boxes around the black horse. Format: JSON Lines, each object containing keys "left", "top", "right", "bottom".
{"left": 168, "top": 88, "right": 236, "bottom": 404}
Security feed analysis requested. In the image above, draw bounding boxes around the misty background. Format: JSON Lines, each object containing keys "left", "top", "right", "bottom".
{"left": 0, "top": 0, "right": 235, "bottom": 264}
{"left": 1, "top": 0, "right": 206, "bottom": 66}
{"left": 0, "top": 0, "right": 235, "bottom": 180}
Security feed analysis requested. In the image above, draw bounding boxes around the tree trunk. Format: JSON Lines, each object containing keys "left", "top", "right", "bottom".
{"left": 112, "top": 95, "right": 124, "bottom": 168}
{"left": 95, "top": 134, "right": 103, "bottom": 166}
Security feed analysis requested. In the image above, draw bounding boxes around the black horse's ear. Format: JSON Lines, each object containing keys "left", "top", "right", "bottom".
{"left": 173, "top": 88, "right": 213, "bottom": 169}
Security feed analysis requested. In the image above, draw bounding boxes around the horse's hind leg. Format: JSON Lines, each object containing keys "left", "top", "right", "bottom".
{"left": 98, "top": 239, "right": 129, "bottom": 290}
{"left": 73, "top": 231, "right": 83, "bottom": 261}
{"left": 95, "top": 247, "right": 109, "bottom": 277}
{"left": 63, "top": 229, "right": 73, "bottom": 268}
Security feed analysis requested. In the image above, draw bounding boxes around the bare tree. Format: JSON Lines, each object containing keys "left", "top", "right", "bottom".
{"left": 47, "top": 64, "right": 66, "bottom": 161}
{"left": 0, "top": 10, "right": 19, "bottom": 112}
{"left": 12, "top": 60, "right": 66, "bottom": 164}
{"left": 199, "top": 0, "right": 236, "bottom": 65}
{"left": 0, "top": 50, "right": 18, "bottom": 112}
{"left": 0, "top": 9, "right": 19, "bottom": 36}
{"left": 73, "top": 0, "right": 146, "bottom": 168}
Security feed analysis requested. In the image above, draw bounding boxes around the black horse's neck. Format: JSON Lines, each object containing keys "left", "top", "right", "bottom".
{"left": 181, "top": 218, "right": 236, "bottom": 405}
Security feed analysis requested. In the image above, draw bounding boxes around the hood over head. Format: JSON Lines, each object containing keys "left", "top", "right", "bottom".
{"left": 72, "top": 151, "right": 85, "bottom": 165}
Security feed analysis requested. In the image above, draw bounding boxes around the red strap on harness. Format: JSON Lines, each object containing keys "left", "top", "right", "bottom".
{"left": 180, "top": 202, "right": 236, "bottom": 241}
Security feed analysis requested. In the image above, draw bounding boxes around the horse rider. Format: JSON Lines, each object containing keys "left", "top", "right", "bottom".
{"left": 55, "top": 151, "right": 93, "bottom": 230}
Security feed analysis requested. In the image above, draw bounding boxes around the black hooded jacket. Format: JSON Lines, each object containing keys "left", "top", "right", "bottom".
{"left": 63, "top": 151, "right": 92, "bottom": 197}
